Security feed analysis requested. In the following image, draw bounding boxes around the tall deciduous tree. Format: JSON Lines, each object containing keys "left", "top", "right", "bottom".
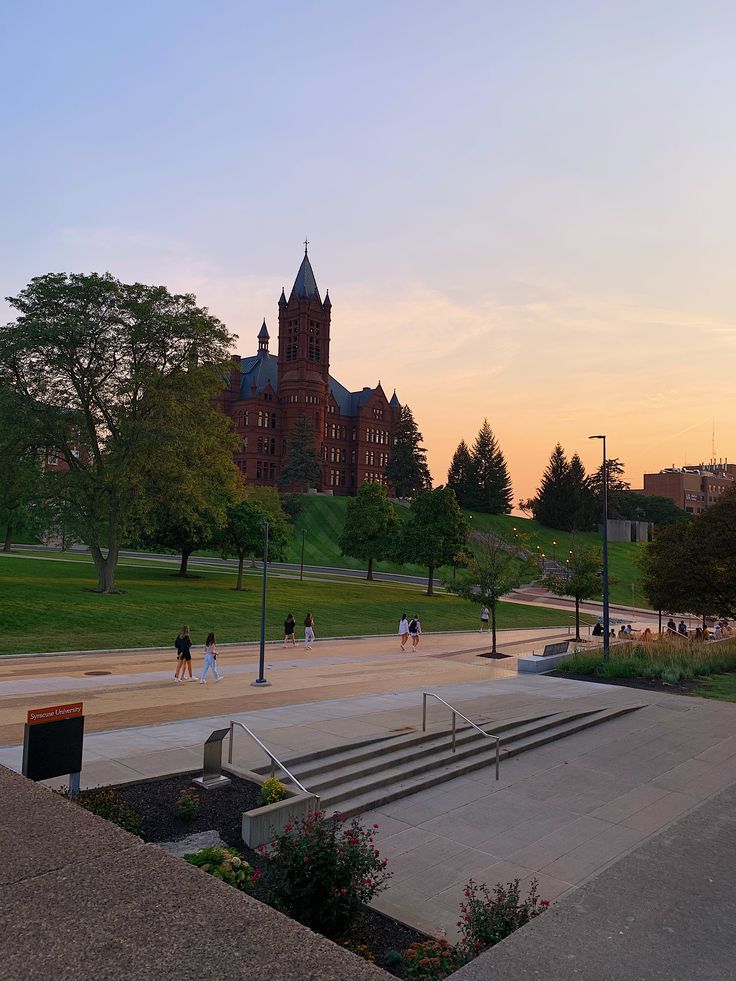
{"left": 468, "top": 420, "right": 512, "bottom": 514}
{"left": 589, "top": 457, "right": 630, "bottom": 520}
{"left": 386, "top": 404, "right": 431, "bottom": 499}
{"left": 448, "top": 532, "right": 537, "bottom": 654}
{"left": 339, "top": 482, "right": 401, "bottom": 580}
{"left": 446, "top": 439, "right": 474, "bottom": 507}
{"left": 279, "top": 415, "right": 321, "bottom": 491}
{"left": 0, "top": 388, "right": 47, "bottom": 551}
{"left": 404, "top": 487, "right": 468, "bottom": 595}
{"left": 0, "top": 272, "right": 234, "bottom": 592}
{"left": 543, "top": 543, "right": 602, "bottom": 641}
{"left": 219, "top": 487, "right": 291, "bottom": 591}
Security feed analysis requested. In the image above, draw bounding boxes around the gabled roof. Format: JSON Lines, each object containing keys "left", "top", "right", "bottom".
{"left": 290, "top": 252, "right": 320, "bottom": 301}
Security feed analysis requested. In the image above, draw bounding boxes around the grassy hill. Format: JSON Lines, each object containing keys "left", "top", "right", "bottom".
{"left": 282, "top": 496, "right": 645, "bottom": 607}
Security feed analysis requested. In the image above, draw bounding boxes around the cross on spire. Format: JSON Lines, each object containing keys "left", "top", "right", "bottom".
{"left": 304, "top": 237, "right": 309, "bottom": 255}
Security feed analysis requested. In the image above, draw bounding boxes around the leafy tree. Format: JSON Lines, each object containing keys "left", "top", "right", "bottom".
{"left": 446, "top": 440, "right": 474, "bottom": 507}
{"left": 404, "top": 487, "right": 468, "bottom": 595}
{"left": 219, "top": 487, "right": 291, "bottom": 591}
{"left": 532, "top": 444, "right": 574, "bottom": 530}
{"left": 0, "top": 388, "right": 47, "bottom": 551}
{"left": 279, "top": 415, "right": 321, "bottom": 491}
{"left": 448, "top": 532, "right": 537, "bottom": 654}
{"left": 589, "top": 457, "right": 630, "bottom": 520}
{"left": 386, "top": 404, "right": 431, "bottom": 499}
{"left": 0, "top": 272, "right": 234, "bottom": 593}
{"left": 467, "top": 420, "right": 512, "bottom": 514}
{"left": 137, "top": 409, "right": 242, "bottom": 575}
{"left": 339, "top": 482, "right": 401, "bottom": 580}
{"left": 543, "top": 543, "right": 602, "bottom": 641}
{"left": 616, "top": 491, "right": 688, "bottom": 527}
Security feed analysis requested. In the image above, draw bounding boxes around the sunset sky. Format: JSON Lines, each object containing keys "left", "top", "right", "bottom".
{"left": 2, "top": 1, "right": 735, "bottom": 503}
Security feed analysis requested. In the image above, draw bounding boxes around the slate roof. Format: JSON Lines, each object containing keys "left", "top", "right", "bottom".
{"left": 258, "top": 319, "right": 269, "bottom": 339}
{"left": 290, "top": 253, "right": 320, "bottom": 301}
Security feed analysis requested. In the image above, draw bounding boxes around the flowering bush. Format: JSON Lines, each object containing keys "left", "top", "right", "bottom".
{"left": 183, "top": 846, "right": 255, "bottom": 893}
{"left": 175, "top": 788, "right": 200, "bottom": 822}
{"left": 256, "top": 776, "right": 288, "bottom": 807}
{"left": 259, "top": 811, "right": 390, "bottom": 938}
{"left": 457, "top": 878, "right": 548, "bottom": 956}
{"left": 61, "top": 786, "right": 143, "bottom": 837}
{"left": 403, "top": 939, "right": 461, "bottom": 980}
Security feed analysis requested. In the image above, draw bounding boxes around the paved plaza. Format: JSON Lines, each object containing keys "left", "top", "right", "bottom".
{"left": 4, "top": 628, "right": 736, "bottom": 943}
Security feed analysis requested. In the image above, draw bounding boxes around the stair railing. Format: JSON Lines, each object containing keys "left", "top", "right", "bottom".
{"left": 227, "top": 720, "right": 318, "bottom": 805}
{"left": 422, "top": 692, "right": 501, "bottom": 781}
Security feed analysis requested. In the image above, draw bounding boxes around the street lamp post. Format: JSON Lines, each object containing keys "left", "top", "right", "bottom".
{"left": 589, "top": 434, "right": 610, "bottom": 660}
{"left": 552, "top": 540, "right": 557, "bottom": 563}
{"left": 252, "top": 520, "right": 271, "bottom": 687}
{"left": 300, "top": 529, "right": 306, "bottom": 582}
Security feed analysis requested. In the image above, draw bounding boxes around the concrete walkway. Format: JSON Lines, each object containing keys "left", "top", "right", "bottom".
{"left": 4, "top": 665, "right": 736, "bottom": 944}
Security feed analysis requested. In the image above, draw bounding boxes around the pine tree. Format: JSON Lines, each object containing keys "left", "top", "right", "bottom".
{"left": 279, "top": 415, "right": 322, "bottom": 491}
{"left": 386, "top": 404, "right": 431, "bottom": 499}
{"left": 568, "top": 452, "right": 597, "bottom": 531}
{"left": 589, "top": 457, "right": 630, "bottom": 520}
{"left": 533, "top": 444, "right": 574, "bottom": 530}
{"left": 468, "top": 420, "right": 512, "bottom": 514}
{"left": 446, "top": 440, "right": 474, "bottom": 507}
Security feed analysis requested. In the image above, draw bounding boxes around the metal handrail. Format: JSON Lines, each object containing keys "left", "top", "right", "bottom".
{"left": 227, "top": 720, "right": 317, "bottom": 801}
{"left": 422, "top": 691, "right": 501, "bottom": 780}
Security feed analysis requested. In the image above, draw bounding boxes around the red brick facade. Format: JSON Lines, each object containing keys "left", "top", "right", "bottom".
{"left": 223, "top": 249, "right": 401, "bottom": 495}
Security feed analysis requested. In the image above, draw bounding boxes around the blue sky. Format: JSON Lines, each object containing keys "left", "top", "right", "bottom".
{"left": 2, "top": 1, "right": 735, "bottom": 497}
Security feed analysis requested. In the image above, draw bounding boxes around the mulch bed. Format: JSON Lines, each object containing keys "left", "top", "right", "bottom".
{"left": 547, "top": 671, "right": 702, "bottom": 696}
{"left": 114, "top": 773, "right": 428, "bottom": 977}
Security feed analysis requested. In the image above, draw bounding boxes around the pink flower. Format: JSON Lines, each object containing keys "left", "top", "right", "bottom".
{"left": 372, "top": 823, "right": 379, "bottom": 829}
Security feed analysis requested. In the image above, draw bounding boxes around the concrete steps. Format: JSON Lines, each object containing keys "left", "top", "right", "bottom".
{"left": 254, "top": 704, "right": 643, "bottom": 818}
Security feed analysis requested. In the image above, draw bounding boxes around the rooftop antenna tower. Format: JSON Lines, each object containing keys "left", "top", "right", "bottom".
{"left": 712, "top": 418, "right": 716, "bottom": 464}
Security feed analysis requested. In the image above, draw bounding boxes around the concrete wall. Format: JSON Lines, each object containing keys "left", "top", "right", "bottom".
{"left": 242, "top": 791, "right": 319, "bottom": 848}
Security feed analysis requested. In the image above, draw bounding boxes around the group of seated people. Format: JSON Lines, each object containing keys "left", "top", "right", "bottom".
{"left": 664, "top": 618, "right": 733, "bottom": 641}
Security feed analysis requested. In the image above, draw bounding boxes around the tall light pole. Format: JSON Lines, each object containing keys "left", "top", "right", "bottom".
{"left": 589, "top": 434, "right": 610, "bottom": 660}
{"left": 300, "top": 528, "right": 306, "bottom": 582}
{"left": 552, "top": 540, "right": 557, "bottom": 563}
{"left": 252, "top": 520, "right": 271, "bottom": 687}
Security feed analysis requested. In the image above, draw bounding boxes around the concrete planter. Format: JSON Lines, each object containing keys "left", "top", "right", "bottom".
{"left": 517, "top": 651, "right": 571, "bottom": 673}
{"left": 242, "top": 791, "right": 320, "bottom": 849}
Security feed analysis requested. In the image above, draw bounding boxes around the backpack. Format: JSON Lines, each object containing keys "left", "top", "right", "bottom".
{"left": 409, "top": 619, "right": 418, "bottom": 633}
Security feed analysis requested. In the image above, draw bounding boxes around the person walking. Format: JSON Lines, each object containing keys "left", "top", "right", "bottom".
{"left": 174, "top": 626, "right": 194, "bottom": 682}
{"left": 304, "top": 612, "right": 316, "bottom": 650}
{"left": 199, "top": 632, "right": 222, "bottom": 684}
{"left": 284, "top": 613, "right": 297, "bottom": 647}
{"left": 480, "top": 605, "right": 490, "bottom": 632}
{"left": 398, "top": 613, "right": 410, "bottom": 651}
{"left": 408, "top": 614, "right": 422, "bottom": 650}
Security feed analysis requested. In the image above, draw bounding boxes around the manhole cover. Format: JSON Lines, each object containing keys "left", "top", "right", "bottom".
{"left": 477, "top": 652, "right": 511, "bottom": 660}
{"left": 84, "top": 670, "right": 112, "bottom": 676}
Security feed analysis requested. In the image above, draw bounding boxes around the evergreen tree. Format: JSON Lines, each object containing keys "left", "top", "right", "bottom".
{"left": 386, "top": 404, "right": 431, "bottom": 499}
{"left": 568, "top": 452, "right": 597, "bottom": 531}
{"left": 589, "top": 457, "right": 630, "bottom": 520}
{"left": 279, "top": 415, "right": 322, "bottom": 491}
{"left": 533, "top": 444, "right": 574, "bottom": 530}
{"left": 446, "top": 440, "right": 474, "bottom": 507}
{"left": 339, "top": 482, "right": 401, "bottom": 580}
{"left": 468, "top": 419, "right": 512, "bottom": 514}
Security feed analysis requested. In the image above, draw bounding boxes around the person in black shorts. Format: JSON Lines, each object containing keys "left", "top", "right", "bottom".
{"left": 174, "top": 625, "right": 194, "bottom": 682}
{"left": 283, "top": 612, "right": 296, "bottom": 647}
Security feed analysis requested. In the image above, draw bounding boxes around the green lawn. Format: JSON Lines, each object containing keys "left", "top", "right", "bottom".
{"left": 696, "top": 674, "right": 736, "bottom": 703}
{"left": 0, "top": 554, "right": 591, "bottom": 656}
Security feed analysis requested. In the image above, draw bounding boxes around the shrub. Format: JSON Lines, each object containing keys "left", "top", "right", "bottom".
{"left": 382, "top": 950, "right": 404, "bottom": 972}
{"left": 341, "top": 940, "right": 375, "bottom": 963}
{"left": 557, "top": 637, "right": 736, "bottom": 683}
{"left": 256, "top": 776, "right": 287, "bottom": 807}
{"left": 403, "top": 939, "right": 461, "bottom": 980}
{"left": 175, "top": 788, "right": 200, "bottom": 822}
{"left": 183, "top": 846, "right": 255, "bottom": 893}
{"left": 259, "top": 810, "right": 390, "bottom": 939}
{"left": 457, "top": 878, "right": 548, "bottom": 956}
{"left": 62, "top": 786, "right": 143, "bottom": 837}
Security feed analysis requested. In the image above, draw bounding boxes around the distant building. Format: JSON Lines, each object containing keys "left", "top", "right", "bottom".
{"left": 222, "top": 247, "right": 402, "bottom": 495}
{"left": 643, "top": 461, "right": 736, "bottom": 515}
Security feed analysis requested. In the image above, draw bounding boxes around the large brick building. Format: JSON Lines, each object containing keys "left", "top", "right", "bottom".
{"left": 223, "top": 247, "right": 402, "bottom": 495}
{"left": 643, "top": 461, "right": 735, "bottom": 515}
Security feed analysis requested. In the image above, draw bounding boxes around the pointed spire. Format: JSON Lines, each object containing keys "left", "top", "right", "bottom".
{"left": 290, "top": 248, "right": 320, "bottom": 301}
{"left": 278, "top": 286, "right": 287, "bottom": 306}
{"left": 323, "top": 288, "right": 331, "bottom": 308}
{"left": 389, "top": 390, "right": 401, "bottom": 408}
{"left": 258, "top": 318, "right": 269, "bottom": 353}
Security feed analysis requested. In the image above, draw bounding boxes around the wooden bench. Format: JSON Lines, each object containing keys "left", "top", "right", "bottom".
{"left": 540, "top": 640, "right": 570, "bottom": 657}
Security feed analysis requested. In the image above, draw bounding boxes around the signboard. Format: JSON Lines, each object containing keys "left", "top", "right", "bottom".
{"left": 22, "top": 701, "right": 84, "bottom": 783}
